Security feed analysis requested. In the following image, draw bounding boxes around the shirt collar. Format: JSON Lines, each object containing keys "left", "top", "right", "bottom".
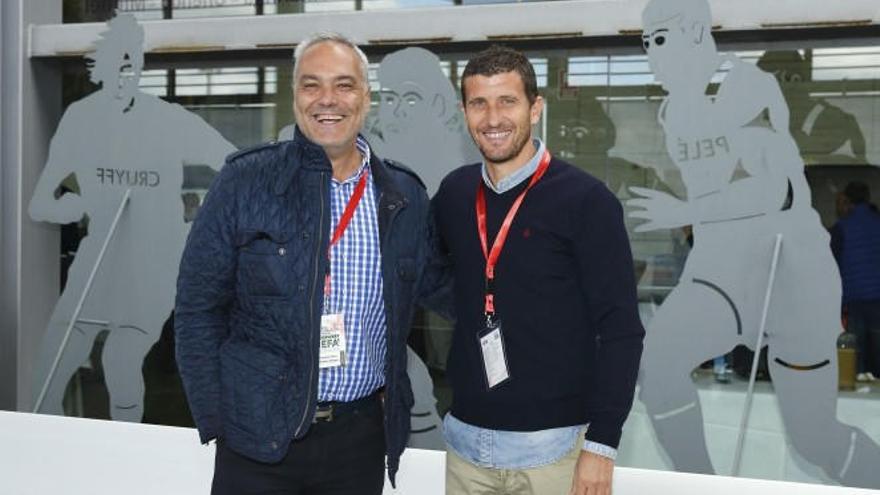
{"left": 333, "top": 135, "right": 372, "bottom": 185}
{"left": 481, "top": 138, "right": 546, "bottom": 194}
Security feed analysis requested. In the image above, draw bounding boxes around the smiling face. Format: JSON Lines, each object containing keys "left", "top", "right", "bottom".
{"left": 462, "top": 70, "right": 543, "bottom": 167}
{"left": 293, "top": 41, "right": 370, "bottom": 154}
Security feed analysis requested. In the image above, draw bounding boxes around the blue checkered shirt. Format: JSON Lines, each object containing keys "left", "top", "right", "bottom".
{"left": 317, "top": 137, "right": 387, "bottom": 402}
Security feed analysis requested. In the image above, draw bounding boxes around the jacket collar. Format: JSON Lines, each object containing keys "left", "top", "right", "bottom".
{"left": 274, "top": 125, "right": 331, "bottom": 195}
{"left": 369, "top": 151, "right": 405, "bottom": 208}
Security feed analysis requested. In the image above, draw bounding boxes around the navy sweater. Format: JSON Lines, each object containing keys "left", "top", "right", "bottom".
{"left": 432, "top": 157, "right": 644, "bottom": 449}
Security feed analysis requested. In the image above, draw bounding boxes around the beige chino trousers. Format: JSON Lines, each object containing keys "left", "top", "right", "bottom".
{"left": 445, "top": 435, "right": 582, "bottom": 495}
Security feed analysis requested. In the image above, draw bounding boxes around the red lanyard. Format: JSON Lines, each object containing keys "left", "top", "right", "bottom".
{"left": 476, "top": 151, "right": 551, "bottom": 320}
{"left": 325, "top": 167, "right": 369, "bottom": 297}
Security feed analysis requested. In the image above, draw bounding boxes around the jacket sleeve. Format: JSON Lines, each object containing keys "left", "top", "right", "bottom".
{"left": 417, "top": 190, "right": 456, "bottom": 323}
{"left": 174, "top": 161, "right": 238, "bottom": 444}
{"left": 575, "top": 184, "right": 645, "bottom": 449}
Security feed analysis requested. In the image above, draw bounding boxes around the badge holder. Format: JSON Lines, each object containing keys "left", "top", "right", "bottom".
{"left": 477, "top": 280, "right": 510, "bottom": 390}
{"left": 320, "top": 312, "right": 347, "bottom": 369}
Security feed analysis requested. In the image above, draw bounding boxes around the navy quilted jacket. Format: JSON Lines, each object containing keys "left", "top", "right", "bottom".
{"left": 174, "top": 127, "right": 428, "bottom": 483}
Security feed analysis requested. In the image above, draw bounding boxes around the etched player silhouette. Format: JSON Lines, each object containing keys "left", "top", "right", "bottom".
{"left": 629, "top": 0, "right": 880, "bottom": 488}
{"left": 28, "top": 14, "right": 235, "bottom": 421}
{"left": 366, "top": 47, "right": 480, "bottom": 196}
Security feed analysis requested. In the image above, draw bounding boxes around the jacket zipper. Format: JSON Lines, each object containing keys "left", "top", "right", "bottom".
{"left": 295, "top": 170, "right": 326, "bottom": 438}
{"left": 380, "top": 195, "right": 405, "bottom": 401}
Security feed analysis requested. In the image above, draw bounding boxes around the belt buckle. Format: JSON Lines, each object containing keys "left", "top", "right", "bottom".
{"left": 313, "top": 404, "right": 334, "bottom": 423}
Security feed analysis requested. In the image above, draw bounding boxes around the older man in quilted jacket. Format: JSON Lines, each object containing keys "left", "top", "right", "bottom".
{"left": 175, "top": 32, "right": 433, "bottom": 495}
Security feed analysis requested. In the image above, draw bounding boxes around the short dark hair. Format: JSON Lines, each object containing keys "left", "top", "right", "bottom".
{"left": 461, "top": 45, "right": 539, "bottom": 105}
{"left": 844, "top": 181, "right": 871, "bottom": 205}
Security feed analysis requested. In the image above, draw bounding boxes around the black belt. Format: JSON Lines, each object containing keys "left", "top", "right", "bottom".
{"left": 313, "top": 391, "right": 381, "bottom": 423}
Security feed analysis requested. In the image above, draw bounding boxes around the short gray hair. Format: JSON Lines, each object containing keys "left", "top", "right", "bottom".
{"left": 292, "top": 32, "right": 370, "bottom": 89}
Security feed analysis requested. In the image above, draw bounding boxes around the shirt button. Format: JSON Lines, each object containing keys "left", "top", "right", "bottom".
{"left": 270, "top": 441, "right": 278, "bottom": 450}
{"left": 278, "top": 247, "right": 286, "bottom": 256}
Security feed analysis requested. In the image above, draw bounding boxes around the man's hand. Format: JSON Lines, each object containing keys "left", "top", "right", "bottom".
{"left": 569, "top": 450, "right": 614, "bottom": 495}
{"left": 626, "top": 187, "right": 690, "bottom": 232}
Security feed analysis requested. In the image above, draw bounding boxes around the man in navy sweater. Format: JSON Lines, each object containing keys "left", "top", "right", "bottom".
{"left": 431, "top": 46, "right": 644, "bottom": 495}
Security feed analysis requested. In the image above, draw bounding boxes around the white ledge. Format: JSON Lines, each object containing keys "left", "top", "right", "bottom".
{"left": 1, "top": 410, "right": 876, "bottom": 494}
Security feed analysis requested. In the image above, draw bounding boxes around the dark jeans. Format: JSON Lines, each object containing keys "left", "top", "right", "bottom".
{"left": 211, "top": 397, "right": 386, "bottom": 495}
{"left": 846, "top": 299, "right": 880, "bottom": 374}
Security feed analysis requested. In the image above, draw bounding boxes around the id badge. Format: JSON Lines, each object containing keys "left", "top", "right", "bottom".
{"left": 477, "top": 322, "right": 510, "bottom": 389}
{"left": 319, "top": 313, "right": 347, "bottom": 368}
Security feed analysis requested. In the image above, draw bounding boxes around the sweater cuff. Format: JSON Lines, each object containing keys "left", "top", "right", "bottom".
{"left": 584, "top": 420, "right": 624, "bottom": 450}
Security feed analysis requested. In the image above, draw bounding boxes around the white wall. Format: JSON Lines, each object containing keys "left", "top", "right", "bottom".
{"left": 1, "top": 411, "right": 876, "bottom": 495}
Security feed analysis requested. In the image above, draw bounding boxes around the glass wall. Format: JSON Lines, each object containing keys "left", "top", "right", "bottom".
{"left": 46, "top": 17, "right": 880, "bottom": 484}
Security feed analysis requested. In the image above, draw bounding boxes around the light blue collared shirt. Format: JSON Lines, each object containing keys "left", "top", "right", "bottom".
{"left": 447, "top": 138, "right": 618, "bottom": 469}
{"left": 480, "top": 139, "right": 546, "bottom": 194}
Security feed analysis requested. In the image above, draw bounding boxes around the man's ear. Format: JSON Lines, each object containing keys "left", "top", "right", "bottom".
{"left": 363, "top": 87, "right": 372, "bottom": 113}
{"left": 530, "top": 95, "right": 545, "bottom": 125}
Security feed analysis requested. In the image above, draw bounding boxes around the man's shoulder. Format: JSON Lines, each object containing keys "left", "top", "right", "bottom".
{"left": 440, "top": 163, "right": 481, "bottom": 188}
{"left": 227, "top": 140, "right": 285, "bottom": 163}
{"left": 548, "top": 156, "right": 606, "bottom": 192}
{"left": 224, "top": 141, "right": 291, "bottom": 173}
{"left": 213, "top": 141, "right": 294, "bottom": 193}
{"left": 544, "top": 157, "right": 622, "bottom": 215}
{"left": 431, "top": 163, "right": 480, "bottom": 202}
{"left": 382, "top": 158, "right": 427, "bottom": 191}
